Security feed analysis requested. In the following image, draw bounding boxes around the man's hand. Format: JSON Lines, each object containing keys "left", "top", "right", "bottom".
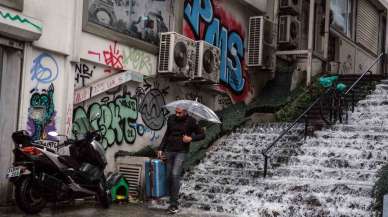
{"left": 157, "top": 151, "right": 164, "bottom": 159}
{"left": 182, "top": 135, "right": 192, "bottom": 143}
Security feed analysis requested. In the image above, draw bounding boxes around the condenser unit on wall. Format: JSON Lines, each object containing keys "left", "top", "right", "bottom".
{"left": 278, "top": 15, "right": 300, "bottom": 50}
{"left": 158, "top": 32, "right": 196, "bottom": 79}
{"left": 279, "top": 0, "right": 301, "bottom": 15}
{"left": 193, "top": 40, "right": 220, "bottom": 83}
{"left": 247, "top": 16, "right": 276, "bottom": 71}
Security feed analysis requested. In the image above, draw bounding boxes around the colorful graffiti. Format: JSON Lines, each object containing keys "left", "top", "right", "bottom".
{"left": 183, "top": 0, "right": 251, "bottom": 102}
{"left": 27, "top": 84, "right": 57, "bottom": 140}
{"left": 30, "top": 52, "right": 59, "bottom": 91}
{"left": 88, "top": 42, "right": 124, "bottom": 74}
{"left": 136, "top": 80, "right": 169, "bottom": 131}
{"left": 122, "top": 47, "right": 153, "bottom": 75}
{"left": 73, "top": 94, "right": 138, "bottom": 149}
{"left": 73, "top": 79, "right": 169, "bottom": 149}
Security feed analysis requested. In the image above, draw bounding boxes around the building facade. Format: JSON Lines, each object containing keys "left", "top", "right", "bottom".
{"left": 0, "top": 0, "right": 387, "bottom": 204}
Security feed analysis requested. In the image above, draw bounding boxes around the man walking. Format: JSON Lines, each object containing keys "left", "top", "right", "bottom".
{"left": 158, "top": 107, "right": 205, "bottom": 214}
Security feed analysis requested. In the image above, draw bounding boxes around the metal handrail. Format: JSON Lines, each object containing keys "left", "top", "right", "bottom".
{"left": 261, "top": 52, "right": 385, "bottom": 178}
{"left": 261, "top": 88, "right": 332, "bottom": 177}
{"left": 344, "top": 53, "right": 384, "bottom": 96}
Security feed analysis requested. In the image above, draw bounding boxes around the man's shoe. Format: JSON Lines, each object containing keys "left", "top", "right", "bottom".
{"left": 167, "top": 205, "right": 179, "bottom": 214}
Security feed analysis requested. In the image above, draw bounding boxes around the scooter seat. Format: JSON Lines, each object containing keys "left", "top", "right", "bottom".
{"left": 58, "top": 155, "right": 80, "bottom": 170}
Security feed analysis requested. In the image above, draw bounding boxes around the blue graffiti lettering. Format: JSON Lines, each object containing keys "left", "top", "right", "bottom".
{"left": 30, "top": 53, "right": 59, "bottom": 90}
{"left": 184, "top": 0, "right": 245, "bottom": 93}
{"left": 227, "top": 32, "right": 245, "bottom": 92}
{"left": 184, "top": 0, "right": 213, "bottom": 36}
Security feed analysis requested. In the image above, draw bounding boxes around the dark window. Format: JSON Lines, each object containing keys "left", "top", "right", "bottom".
{"left": 330, "top": 0, "right": 353, "bottom": 38}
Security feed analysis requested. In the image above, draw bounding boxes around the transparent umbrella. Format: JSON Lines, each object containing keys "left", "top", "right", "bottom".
{"left": 164, "top": 100, "right": 222, "bottom": 124}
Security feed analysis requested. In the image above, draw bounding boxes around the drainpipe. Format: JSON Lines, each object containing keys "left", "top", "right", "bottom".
{"left": 323, "top": 0, "right": 330, "bottom": 60}
{"left": 385, "top": 10, "right": 388, "bottom": 77}
{"left": 307, "top": 0, "right": 315, "bottom": 86}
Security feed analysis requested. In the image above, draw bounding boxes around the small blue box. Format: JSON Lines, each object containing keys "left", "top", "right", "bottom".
{"left": 145, "top": 159, "right": 168, "bottom": 198}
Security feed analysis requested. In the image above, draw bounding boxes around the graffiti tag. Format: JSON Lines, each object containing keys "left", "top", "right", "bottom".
{"left": 73, "top": 94, "right": 138, "bottom": 149}
{"left": 123, "top": 47, "right": 153, "bottom": 75}
{"left": 75, "top": 63, "right": 94, "bottom": 87}
{"left": 184, "top": 0, "right": 245, "bottom": 93}
{"left": 30, "top": 53, "right": 59, "bottom": 90}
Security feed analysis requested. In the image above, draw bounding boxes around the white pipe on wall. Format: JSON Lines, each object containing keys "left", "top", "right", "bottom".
{"left": 307, "top": 0, "right": 316, "bottom": 85}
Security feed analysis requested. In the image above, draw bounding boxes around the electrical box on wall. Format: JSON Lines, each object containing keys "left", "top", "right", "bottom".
{"left": 193, "top": 40, "right": 220, "bottom": 84}
{"left": 158, "top": 32, "right": 196, "bottom": 79}
{"left": 247, "top": 16, "right": 276, "bottom": 71}
{"left": 278, "top": 15, "right": 300, "bottom": 50}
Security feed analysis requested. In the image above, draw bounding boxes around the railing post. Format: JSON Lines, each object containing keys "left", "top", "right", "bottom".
{"left": 304, "top": 114, "right": 308, "bottom": 140}
{"left": 352, "top": 94, "right": 354, "bottom": 113}
{"left": 263, "top": 153, "right": 268, "bottom": 178}
{"left": 345, "top": 98, "right": 349, "bottom": 123}
{"left": 338, "top": 95, "right": 343, "bottom": 124}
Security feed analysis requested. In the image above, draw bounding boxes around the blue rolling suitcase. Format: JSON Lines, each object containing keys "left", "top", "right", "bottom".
{"left": 145, "top": 159, "right": 168, "bottom": 198}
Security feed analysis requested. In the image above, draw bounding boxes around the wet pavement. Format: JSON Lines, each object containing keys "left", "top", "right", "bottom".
{"left": 0, "top": 202, "right": 224, "bottom": 217}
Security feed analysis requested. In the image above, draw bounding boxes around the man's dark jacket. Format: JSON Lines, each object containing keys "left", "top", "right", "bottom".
{"left": 159, "top": 115, "right": 205, "bottom": 153}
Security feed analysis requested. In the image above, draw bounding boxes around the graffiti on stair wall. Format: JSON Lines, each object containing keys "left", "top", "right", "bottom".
{"left": 72, "top": 79, "right": 169, "bottom": 149}
{"left": 183, "top": 0, "right": 252, "bottom": 102}
{"left": 75, "top": 63, "right": 95, "bottom": 87}
{"left": 135, "top": 79, "right": 169, "bottom": 131}
{"left": 122, "top": 47, "right": 153, "bottom": 75}
{"left": 73, "top": 93, "right": 139, "bottom": 148}
{"left": 86, "top": 40, "right": 156, "bottom": 76}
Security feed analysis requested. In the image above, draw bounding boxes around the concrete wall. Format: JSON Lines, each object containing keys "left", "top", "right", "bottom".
{"left": 2, "top": 0, "right": 271, "bottom": 174}
{"left": 182, "top": 0, "right": 271, "bottom": 104}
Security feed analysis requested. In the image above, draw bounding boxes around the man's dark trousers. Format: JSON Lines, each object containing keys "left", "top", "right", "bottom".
{"left": 166, "top": 151, "right": 186, "bottom": 207}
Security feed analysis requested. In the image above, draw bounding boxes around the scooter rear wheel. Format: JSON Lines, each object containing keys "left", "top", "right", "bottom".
{"left": 15, "top": 176, "right": 47, "bottom": 214}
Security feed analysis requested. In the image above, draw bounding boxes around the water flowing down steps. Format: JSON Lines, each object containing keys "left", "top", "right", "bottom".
{"left": 179, "top": 81, "right": 388, "bottom": 217}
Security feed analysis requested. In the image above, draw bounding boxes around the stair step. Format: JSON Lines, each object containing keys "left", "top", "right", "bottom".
{"left": 314, "top": 129, "right": 388, "bottom": 140}
{"left": 179, "top": 77, "right": 388, "bottom": 216}
{"left": 287, "top": 155, "right": 385, "bottom": 170}
{"left": 273, "top": 166, "right": 377, "bottom": 182}
{"left": 181, "top": 201, "right": 372, "bottom": 217}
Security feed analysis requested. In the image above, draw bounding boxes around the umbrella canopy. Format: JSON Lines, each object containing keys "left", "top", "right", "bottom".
{"left": 164, "top": 100, "right": 222, "bottom": 124}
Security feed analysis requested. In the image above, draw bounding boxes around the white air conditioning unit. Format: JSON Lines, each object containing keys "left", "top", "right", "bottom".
{"left": 278, "top": 15, "right": 300, "bottom": 49}
{"left": 279, "top": 0, "right": 301, "bottom": 15}
{"left": 193, "top": 40, "right": 220, "bottom": 83}
{"left": 158, "top": 32, "right": 196, "bottom": 78}
{"left": 247, "top": 16, "right": 276, "bottom": 70}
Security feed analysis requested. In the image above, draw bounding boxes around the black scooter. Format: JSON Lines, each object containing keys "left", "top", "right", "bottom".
{"left": 6, "top": 119, "right": 111, "bottom": 214}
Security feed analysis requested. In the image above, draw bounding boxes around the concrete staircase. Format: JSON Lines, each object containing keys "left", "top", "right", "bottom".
{"left": 179, "top": 80, "right": 388, "bottom": 216}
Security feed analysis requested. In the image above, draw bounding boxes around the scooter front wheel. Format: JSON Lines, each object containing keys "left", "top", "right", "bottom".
{"left": 15, "top": 176, "right": 47, "bottom": 214}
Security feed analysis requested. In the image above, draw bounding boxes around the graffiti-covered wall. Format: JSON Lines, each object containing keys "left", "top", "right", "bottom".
{"left": 183, "top": 0, "right": 255, "bottom": 103}
{"left": 73, "top": 62, "right": 170, "bottom": 171}
{"left": 18, "top": 47, "right": 69, "bottom": 142}
{"left": 87, "top": 0, "right": 174, "bottom": 45}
